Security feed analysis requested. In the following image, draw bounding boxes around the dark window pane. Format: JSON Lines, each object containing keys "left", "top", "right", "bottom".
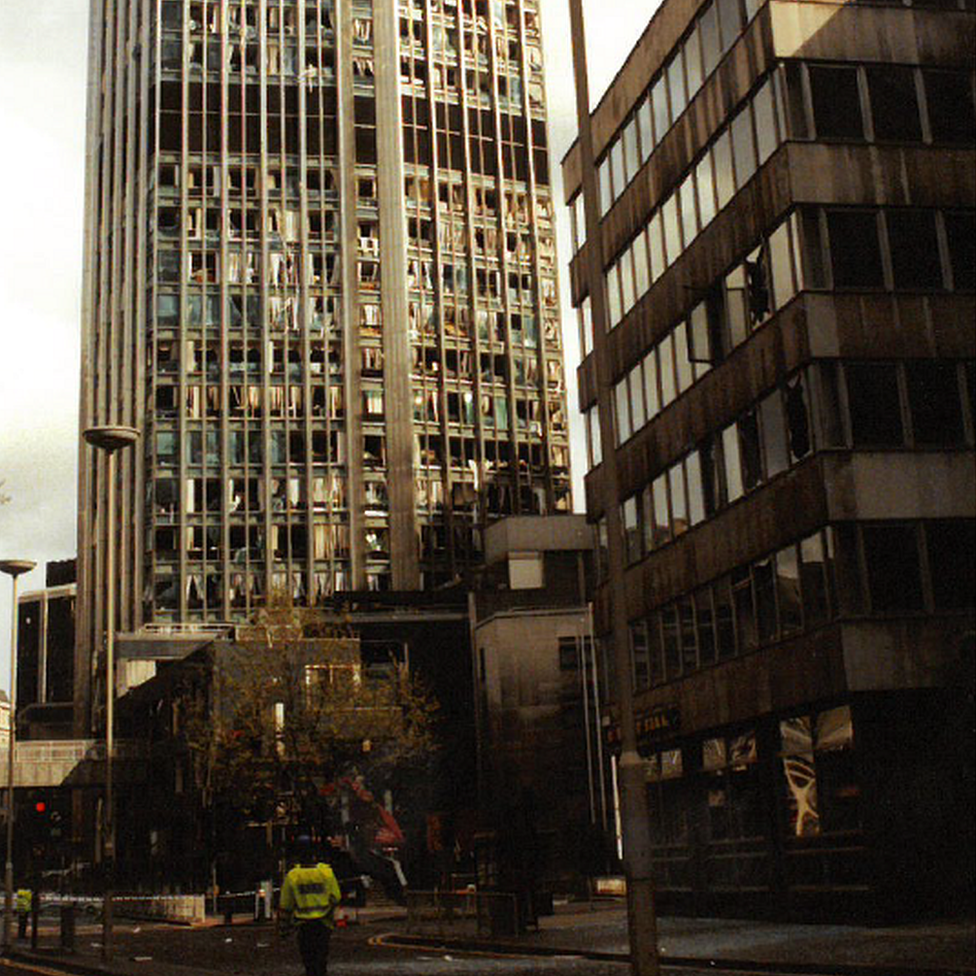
{"left": 924, "top": 69, "right": 976, "bottom": 145}
{"left": 648, "top": 614, "right": 665, "bottom": 686}
{"left": 845, "top": 363, "right": 904, "bottom": 446}
{"left": 738, "top": 410, "right": 763, "bottom": 490}
{"left": 817, "top": 746, "right": 861, "bottom": 833}
{"left": 862, "top": 524, "right": 923, "bottom": 612}
{"left": 866, "top": 66, "right": 922, "bottom": 142}
{"left": 925, "top": 520, "right": 976, "bottom": 610}
{"left": 800, "top": 533, "right": 830, "bottom": 627}
{"left": 944, "top": 212, "right": 976, "bottom": 291}
{"left": 731, "top": 566, "right": 757, "bottom": 650}
{"left": 777, "top": 544, "right": 803, "bottom": 635}
{"left": 786, "top": 377, "right": 812, "bottom": 461}
{"left": 662, "top": 606, "right": 681, "bottom": 679}
{"left": 714, "top": 577, "right": 737, "bottom": 660}
{"left": 906, "top": 361, "right": 964, "bottom": 446}
{"left": 678, "top": 597, "right": 698, "bottom": 673}
{"left": 831, "top": 524, "right": 865, "bottom": 616}
{"left": 827, "top": 211, "right": 884, "bottom": 288}
{"left": 887, "top": 210, "right": 942, "bottom": 290}
{"left": 809, "top": 66, "right": 864, "bottom": 140}
{"left": 760, "top": 390, "right": 790, "bottom": 477}
{"left": 696, "top": 589, "right": 717, "bottom": 667}
{"left": 754, "top": 556, "right": 778, "bottom": 642}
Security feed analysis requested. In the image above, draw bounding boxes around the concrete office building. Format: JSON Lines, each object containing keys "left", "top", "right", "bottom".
{"left": 15, "top": 561, "right": 77, "bottom": 740}
{"left": 469, "top": 515, "right": 603, "bottom": 886}
{"left": 77, "top": 0, "right": 571, "bottom": 731}
{"left": 564, "top": 0, "right": 974, "bottom": 917}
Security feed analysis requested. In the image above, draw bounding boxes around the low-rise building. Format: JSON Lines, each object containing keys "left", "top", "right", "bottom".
{"left": 470, "top": 515, "right": 608, "bottom": 889}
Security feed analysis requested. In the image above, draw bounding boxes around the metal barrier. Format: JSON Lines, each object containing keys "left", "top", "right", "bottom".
{"left": 215, "top": 889, "right": 274, "bottom": 922}
{"left": 405, "top": 889, "right": 520, "bottom": 938}
{"left": 113, "top": 894, "right": 206, "bottom": 924}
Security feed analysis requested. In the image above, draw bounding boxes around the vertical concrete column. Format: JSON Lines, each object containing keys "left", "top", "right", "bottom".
{"left": 374, "top": 0, "right": 420, "bottom": 590}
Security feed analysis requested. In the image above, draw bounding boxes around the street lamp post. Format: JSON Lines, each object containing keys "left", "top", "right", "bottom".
{"left": 83, "top": 424, "right": 139, "bottom": 962}
{"left": 1, "top": 558, "right": 36, "bottom": 952}
{"left": 566, "top": 1, "right": 661, "bottom": 973}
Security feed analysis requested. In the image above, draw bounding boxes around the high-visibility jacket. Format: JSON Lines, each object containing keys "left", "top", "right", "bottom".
{"left": 15, "top": 889, "right": 31, "bottom": 913}
{"left": 280, "top": 862, "right": 341, "bottom": 926}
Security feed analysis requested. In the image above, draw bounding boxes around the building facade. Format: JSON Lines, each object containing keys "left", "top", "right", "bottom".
{"left": 15, "top": 561, "right": 77, "bottom": 740}
{"left": 564, "top": 0, "right": 974, "bottom": 916}
{"left": 470, "top": 515, "right": 605, "bottom": 887}
{"left": 77, "top": 0, "right": 570, "bottom": 731}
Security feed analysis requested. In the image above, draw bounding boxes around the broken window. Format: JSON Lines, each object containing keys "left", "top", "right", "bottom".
{"left": 923, "top": 69, "right": 976, "bottom": 146}
{"left": 926, "top": 519, "right": 976, "bottom": 611}
{"left": 862, "top": 524, "right": 923, "bottom": 612}
{"left": 906, "top": 361, "right": 964, "bottom": 446}
{"left": 826, "top": 210, "right": 884, "bottom": 288}
{"left": 845, "top": 363, "right": 904, "bottom": 446}
{"left": 944, "top": 211, "right": 976, "bottom": 291}
{"left": 809, "top": 65, "right": 864, "bottom": 141}
{"left": 866, "top": 65, "right": 922, "bottom": 143}
{"left": 737, "top": 410, "right": 762, "bottom": 491}
{"left": 887, "top": 210, "right": 942, "bottom": 290}
{"left": 759, "top": 389, "right": 789, "bottom": 478}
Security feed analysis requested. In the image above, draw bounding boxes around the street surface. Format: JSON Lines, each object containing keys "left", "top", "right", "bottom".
{"left": 2, "top": 903, "right": 973, "bottom": 976}
{"left": 5, "top": 920, "right": 629, "bottom": 975}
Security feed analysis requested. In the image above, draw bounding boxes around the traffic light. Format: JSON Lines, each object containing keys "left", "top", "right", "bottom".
{"left": 21, "top": 790, "right": 68, "bottom": 868}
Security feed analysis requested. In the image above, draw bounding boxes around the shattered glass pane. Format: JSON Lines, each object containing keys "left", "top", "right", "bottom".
{"left": 780, "top": 715, "right": 813, "bottom": 755}
{"left": 703, "top": 737, "right": 727, "bottom": 771}
{"left": 782, "top": 752, "right": 819, "bottom": 837}
{"left": 661, "top": 748, "right": 683, "bottom": 779}
{"left": 730, "top": 731, "right": 757, "bottom": 768}
{"left": 815, "top": 705, "right": 853, "bottom": 752}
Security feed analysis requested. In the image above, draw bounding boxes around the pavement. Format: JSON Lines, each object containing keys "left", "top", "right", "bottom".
{"left": 2, "top": 900, "right": 974, "bottom": 976}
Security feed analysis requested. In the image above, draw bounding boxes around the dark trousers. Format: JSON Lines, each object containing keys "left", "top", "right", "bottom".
{"left": 297, "top": 920, "right": 332, "bottom": 976}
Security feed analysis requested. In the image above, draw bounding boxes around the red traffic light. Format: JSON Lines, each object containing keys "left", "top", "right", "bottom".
{"left": 34, "top": 802, "right": 46, "bottom": 814}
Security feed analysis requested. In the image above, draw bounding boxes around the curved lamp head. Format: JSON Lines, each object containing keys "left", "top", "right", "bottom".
{"left": 83, "top": 425, "right": 140, "bottom": 453}
{"left": 0, "top": 559, "right": 36, "bottom": 579}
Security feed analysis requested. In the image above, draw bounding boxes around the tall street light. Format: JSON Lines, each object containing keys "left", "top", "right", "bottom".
{"left": 1, "top": 558, "right": 36, "bottom": 952}
{"left": 566, "top": 1, "right": 661, "bottom": 972}
{"left": 83, "top": 424, "right": 139, "bottom": 962}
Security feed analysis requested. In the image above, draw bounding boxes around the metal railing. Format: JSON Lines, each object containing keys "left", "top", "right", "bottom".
{"left": 405, "top": 889, "right": 520, "bottom": 938}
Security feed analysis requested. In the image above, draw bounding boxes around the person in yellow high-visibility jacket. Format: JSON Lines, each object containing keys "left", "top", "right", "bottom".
{"left": 278, "top": 836, "right": 341, "bottom": 976}
{"left": 15, "top": 888, "right": 31, "bottom": 939}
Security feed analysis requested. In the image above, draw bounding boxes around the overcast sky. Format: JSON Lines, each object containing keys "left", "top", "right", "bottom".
{"left": 0, "top": 0, "right": 661, "bottom": 692}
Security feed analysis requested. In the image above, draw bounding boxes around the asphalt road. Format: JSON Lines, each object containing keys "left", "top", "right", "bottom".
{"left": 6, "top": 913, "right": 974, "bottom": 976}
{"left": 0, "top": 953, "right": 861, "bottom": 976}
{"left": 0, "top": 920, "right": 841, "bottom": 976}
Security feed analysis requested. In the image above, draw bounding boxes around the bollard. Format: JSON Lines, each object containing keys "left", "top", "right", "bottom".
{"left": 254, "top": 881, "right": 272, "bottom": 922}
{"left": 60, "top": 903, "right": 76, "bottom": 952}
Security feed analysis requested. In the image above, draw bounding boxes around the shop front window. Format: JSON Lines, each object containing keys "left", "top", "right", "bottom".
{"left": 780, "top": 705, "right": 858, "bottom": 839}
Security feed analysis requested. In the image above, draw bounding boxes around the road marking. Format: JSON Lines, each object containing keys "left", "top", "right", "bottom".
{"left": 368, "top": 932, "right": 575, "bottom": 961}
{"left": 1, "top": 960, "right": 77, "bottom": 976}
